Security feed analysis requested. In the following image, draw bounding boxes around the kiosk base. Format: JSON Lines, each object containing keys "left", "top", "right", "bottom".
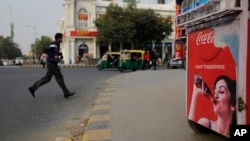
{"left": 188, "top": 120, "right": 229, "bottom": 140}
{"left": 188, "top": 120, "right": 210, "bottom": 134}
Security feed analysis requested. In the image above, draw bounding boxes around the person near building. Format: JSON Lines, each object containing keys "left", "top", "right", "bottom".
{"left": 151, "top": 47, "right": 158, "bottom": 70}
{"left": 28, "top": 33, "right": 75, "bottom": 98}
{"left": 40, "top": 53, "right": 47, "bottom": 69}
{"left": 143, "top": 50, "right": 151, "bottom": 69}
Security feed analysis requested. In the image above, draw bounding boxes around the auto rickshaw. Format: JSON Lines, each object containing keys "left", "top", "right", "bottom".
{"left": 119, "top": 49, "right": 144, "bottom": 72}
{"left": 96, "top": 52, "right": 120, "bottom": 71}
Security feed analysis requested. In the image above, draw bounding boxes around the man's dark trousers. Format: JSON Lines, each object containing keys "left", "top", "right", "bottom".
{"left": 30, "top": 63, "right": 70, "bottom": 94}
{"left": 152, "top": 60, "right": 157, "bottom": 70}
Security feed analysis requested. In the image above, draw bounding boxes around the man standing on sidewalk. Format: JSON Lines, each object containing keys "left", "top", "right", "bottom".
{"left": 28, "top": 33, "right": 75, "bottom": 98}
{"left": 151, "top": 47, "right": 158, "bottom": 70}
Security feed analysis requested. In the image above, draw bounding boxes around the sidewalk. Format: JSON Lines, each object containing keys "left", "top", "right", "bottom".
{"left": 83, "top": 69, "right": 225, "bottom": 141}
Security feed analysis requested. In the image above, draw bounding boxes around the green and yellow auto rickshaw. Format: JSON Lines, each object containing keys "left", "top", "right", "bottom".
{"left": 96, "top": 52, "right": 120, "bottom": 71}
{"left": 119, "top": 49, "right": 145, "bottom": 72}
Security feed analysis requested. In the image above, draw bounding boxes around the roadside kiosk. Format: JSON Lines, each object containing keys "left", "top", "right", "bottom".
{"left": 176, "top": 0, "right": 249, "bottom": 139}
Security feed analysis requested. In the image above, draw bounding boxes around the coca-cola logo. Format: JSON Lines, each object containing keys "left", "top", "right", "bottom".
{"left": 196, "top": 31, "right": 214, "bottom": 45}
{"left": 192, "top": 29, "right": 221, "bottom": 62}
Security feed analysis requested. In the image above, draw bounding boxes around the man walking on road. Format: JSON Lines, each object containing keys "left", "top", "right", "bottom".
{"left": 28, "top": 33, "right": 75, "bottom": 98}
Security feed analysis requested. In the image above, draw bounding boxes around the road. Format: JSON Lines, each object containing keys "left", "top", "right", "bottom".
{"left": 0, "top": 67, "right": 121, "bottom": 141}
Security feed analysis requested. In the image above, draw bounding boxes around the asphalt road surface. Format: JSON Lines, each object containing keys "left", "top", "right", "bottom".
{"left": 0, "top": 67, "right": 121, "bottom": 141}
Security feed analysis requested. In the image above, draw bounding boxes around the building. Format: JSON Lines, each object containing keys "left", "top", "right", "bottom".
{"left": 57, "top": 0, "right": 176, "bottom": 64}
{"left": 158, "top": 0, "right": 165, "bottom": 4}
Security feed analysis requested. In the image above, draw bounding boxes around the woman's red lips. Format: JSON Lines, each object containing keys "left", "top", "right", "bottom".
{"left": 214, "top": 100, "right": 218, "bottom": 105}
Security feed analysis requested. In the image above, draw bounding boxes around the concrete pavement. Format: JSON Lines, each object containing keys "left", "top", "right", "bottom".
{"left": 82, "top": 68, "right": 226, "bottom": 141}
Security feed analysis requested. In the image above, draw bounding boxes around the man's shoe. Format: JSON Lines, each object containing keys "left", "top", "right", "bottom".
{"left": 64, "top": 92, "right": 76, "bottom": 98}
{"left": 28, "top": 87, "right": 35, "bottom": 98}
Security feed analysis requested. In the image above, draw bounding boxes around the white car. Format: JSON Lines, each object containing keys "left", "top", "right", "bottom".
{"left": 15, "top": 57, "right": 24, "bottom": 65}
{"left": 167, "top": 58, "right": 184, "bottom": 69}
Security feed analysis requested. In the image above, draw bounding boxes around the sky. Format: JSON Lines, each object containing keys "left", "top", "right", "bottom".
{"left": 0, "top": 0, "right": 173, "bottom": 55}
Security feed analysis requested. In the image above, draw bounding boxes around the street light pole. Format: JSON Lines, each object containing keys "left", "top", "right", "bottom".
{"left": 27, "top": 25, "right": 37, "bottom": 60}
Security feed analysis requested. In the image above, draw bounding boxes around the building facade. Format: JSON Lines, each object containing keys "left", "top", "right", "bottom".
{"left": 158, "top": 0, "right": 165, "bottom": 4}
{"left": 58, "top": 0, "right": 176, "bottom": 64}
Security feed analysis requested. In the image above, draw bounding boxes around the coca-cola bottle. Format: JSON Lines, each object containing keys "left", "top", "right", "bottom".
{"left": 193, "top": 73, "right": 214, "bottom": 102}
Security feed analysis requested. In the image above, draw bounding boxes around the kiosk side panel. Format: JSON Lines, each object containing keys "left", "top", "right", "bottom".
{"left": 247, "top": 20, "right": 250, "bottom": 124}
{"left": 187, "top": 21, "right": 239, "bottom": 138}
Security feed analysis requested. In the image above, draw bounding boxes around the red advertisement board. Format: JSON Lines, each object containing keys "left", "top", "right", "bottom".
{"left": 70, "top": 31, "right": 97, "bottom": 37}
{"left": 176, "top": 3, "right": 181, "bottom": 15}
{"left": 187, "top": 21, "right": 239, "bottom": 137}
{"left": 174, "top": 41, "right": 184, "bottom": 58}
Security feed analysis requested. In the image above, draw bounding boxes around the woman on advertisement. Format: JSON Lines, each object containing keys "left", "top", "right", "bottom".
{"left": 188, "top": 74, "right": 236, "bottom": 137}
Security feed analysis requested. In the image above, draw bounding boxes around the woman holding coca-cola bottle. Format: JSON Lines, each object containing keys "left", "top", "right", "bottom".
{"left": 188, "top": 74, "right": 236, "bottom": 137}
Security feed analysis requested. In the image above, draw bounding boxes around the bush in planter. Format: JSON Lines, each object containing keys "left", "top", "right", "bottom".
{"left": 83, "top": 53, "right": 93, "bottom": 64}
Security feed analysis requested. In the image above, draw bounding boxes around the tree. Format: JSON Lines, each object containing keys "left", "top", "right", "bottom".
{"left": 95, "top": 3, "right": 133, "bottom": 51}
{"left": 0, "top": 36, "right": 22, "bottom": 59}
{"left": 134, "top": 9, "right": 173, "bottom": 43}
{"left": 30, "top": 35, "right": 52, "bottom": 59}
{"left": 94, "top": 2, "right": 173, "bottom": 49}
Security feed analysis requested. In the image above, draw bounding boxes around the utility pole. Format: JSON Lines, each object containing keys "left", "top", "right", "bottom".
{"left": 27, "top": 25, "right": 38, "bottom": 61}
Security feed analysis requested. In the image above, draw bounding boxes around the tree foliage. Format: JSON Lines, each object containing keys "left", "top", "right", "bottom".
{"left": 30, "top": 35, "right": 53, "bottom": 58}
{"left": 0, "top": 35, "right": 53, "bottom": 60}
{"left": 94, "top": 2, "right": 173, "bottom": 48}
{"left": 0, "top": 36, "right": 22, "bottom": 59}
{"left": 95, "top": 3, "right": 134, "bottom": 42}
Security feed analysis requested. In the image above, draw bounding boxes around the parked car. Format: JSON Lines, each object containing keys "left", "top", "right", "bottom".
{"left": 2, "top": 60, "right": 15, "bottom": 66}
{"left": 167, "top": 58, "right": 184, "bottom": 69}
{"left": 15, "top": 57, "right": 24, "bottom": 65}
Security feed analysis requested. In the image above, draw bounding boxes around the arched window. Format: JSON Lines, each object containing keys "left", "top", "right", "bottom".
{"left": 78, "top": 8, "right": 88, "bottom": 29}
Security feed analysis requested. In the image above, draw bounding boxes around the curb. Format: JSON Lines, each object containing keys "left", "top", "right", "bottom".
{"left": 82, "top": 75, "right": 125, "bottom": 141}
{"left": 20, "top": 64, "right": 97, "bottom": 68}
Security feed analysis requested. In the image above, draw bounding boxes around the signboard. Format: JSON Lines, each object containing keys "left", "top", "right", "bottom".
{"left": 70, "top": 31, "right": 97, "bottom": 37}
{"left": 123, "top": 0, "right": 135, "bottom": 2}
{"left": 174, "top": 41, "right": 184, "bottom": 58}
{"left": 187, "top": 20, "right": 239, "bottom": 137}
{"left": 79, "top": 44, "right": 88, "bottom": 50}
{"left": 78, "top": 14, "right": 88, "bottom": 19}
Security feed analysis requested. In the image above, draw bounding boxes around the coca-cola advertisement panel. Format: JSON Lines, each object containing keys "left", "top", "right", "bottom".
{"left": 187, "top": 20, "right": 239, "bottom": 137}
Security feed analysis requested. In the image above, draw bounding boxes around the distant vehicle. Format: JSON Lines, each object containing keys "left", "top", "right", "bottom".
{"left": 167, "top": 58, "right": 184, "bottom": 69}
{"left": 96, "top": 52, "right": 120, "bottom": 71}
{"left": 15, "top": 57, "right": 24, "bottom": 65}
{"left": 119, "top": 49, "right": 145, "bottom": 72}
{"left": 2, "top": 60, "right": 15, "bottom": 66}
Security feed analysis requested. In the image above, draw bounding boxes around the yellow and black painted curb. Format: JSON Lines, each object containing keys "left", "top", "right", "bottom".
{"left": 21, "top": 64, "right": 96, "bottom": 68}
{"left": 82, "top": 75, "right": 125, "bottom": 141}
{"left": 21, "top": 63, "right": 167, "bottom": 69}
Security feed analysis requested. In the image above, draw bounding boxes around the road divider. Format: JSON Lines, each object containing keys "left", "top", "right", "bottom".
{"left": 21, "top": 64, "right": 97, "bottom": 68}
{"left": 81, "top": 75, "right": 125, "bottom": 141}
